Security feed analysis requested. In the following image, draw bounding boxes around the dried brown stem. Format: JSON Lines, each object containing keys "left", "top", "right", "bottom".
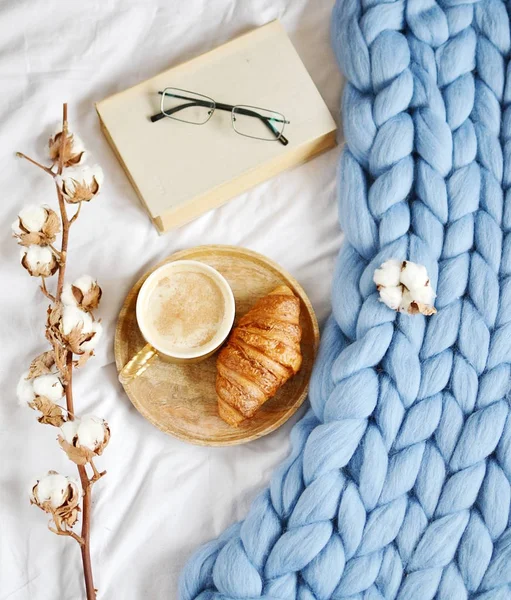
{"left": 78, "top": 466, "right": 95, "bottom": 600}
{"left": 49, "top": 244, "right": 62, "bottom": 259}
{"left": 15, "top": 152, "right": 55, "bottom": 176}
{"left": 65, "top": 351, "right": 75, "bottom": 414}
{"left": 49, "top": 523, "right": 85, "bottom": 546}
{"left": 56, "top": 104, "right": 96, "bottom": 600}
{"left": 89, "top": 460, "right": 106, "bottom": 483}
{"left": 40, "top": 277, "right": 55, "bottom": 302}
{"left": 69, "top": 202, "right": 82, "bottom": 225}
{"left": 66, "top": 344, "right": 96, "bottom": 600}
{"left": 55, "top": 107, "right": 70, "bottom": 303}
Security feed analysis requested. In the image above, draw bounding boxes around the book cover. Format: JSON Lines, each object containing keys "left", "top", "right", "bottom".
{"left": 96, "top": 21, "right": 337, "bottom": 233}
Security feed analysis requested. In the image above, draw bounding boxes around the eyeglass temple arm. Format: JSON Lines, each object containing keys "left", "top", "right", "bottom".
{"left": 151, "top": 102, "right": 203, "bottom": 121}
{"left": 150, "top": 94, "right": 289, "bottom": 145}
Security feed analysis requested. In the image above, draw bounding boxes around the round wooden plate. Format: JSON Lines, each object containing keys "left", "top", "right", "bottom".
{"left": 114, "top": 245, "right": 319, "bottom": 446}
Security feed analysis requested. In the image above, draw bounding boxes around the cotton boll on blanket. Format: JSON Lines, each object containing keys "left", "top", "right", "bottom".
{"left": 374, "top": 259, "right": 436, "bottom": 315}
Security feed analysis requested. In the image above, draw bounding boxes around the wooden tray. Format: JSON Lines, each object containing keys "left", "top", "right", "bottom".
{"left": 114, "top": 245, "right": 319, "bottom": 446}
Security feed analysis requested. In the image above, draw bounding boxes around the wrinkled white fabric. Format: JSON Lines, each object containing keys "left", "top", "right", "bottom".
{"left": 0, "top": 1, "right": 342, "bottom": 598}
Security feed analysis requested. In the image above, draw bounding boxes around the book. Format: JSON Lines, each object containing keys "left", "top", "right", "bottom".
{"left": 95, "top": 20, "right": 337, "bottom": 233}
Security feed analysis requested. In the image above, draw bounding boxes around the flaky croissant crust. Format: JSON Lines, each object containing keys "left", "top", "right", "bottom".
{"left": 216, "top": 285, "right": 302, "bottom": 426}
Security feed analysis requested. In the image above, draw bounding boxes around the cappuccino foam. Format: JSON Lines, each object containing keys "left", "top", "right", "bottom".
{"left": 145, "top": 271, "right": 225, "bottom": 351}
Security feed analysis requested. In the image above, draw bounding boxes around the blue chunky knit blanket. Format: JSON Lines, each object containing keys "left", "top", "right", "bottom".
{"left": 180, "top": 0, "right": 511, "bottom": 596}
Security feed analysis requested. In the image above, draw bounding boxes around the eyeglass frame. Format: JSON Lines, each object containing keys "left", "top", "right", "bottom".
{"left": 150, "top": 87, "right": 290, "bottom": 145}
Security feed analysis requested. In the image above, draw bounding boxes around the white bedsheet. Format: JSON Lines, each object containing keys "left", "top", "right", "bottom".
{"left": 0, "top": 1, "right": 343, "bottom": 598}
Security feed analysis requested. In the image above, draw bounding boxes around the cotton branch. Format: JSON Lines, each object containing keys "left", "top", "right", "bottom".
{"left": 14, "top": 104, "right": 106, "bottom": 600}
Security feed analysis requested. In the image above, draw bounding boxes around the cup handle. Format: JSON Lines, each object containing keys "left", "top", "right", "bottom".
{"left": 118, "top": 343, "right": 157, "bottom": 385}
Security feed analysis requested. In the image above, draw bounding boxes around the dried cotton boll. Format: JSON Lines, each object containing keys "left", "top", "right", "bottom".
{"left": 18, "top": 367, "right": 66, "bottom": 426}
{"left": 62, "top": 275, "right": 102, "bottom": 311}
{"left": 31, "top": 471, "right": 72, "bottom": 509}
{"left": 32, "top": 373, "right": 64, "bottom": 402}
{"left": 58, "top": 165, "right": 104, "bottom": 204}
{"left": 75, "top": 415, "right": 109, "bottom": 451}
{"left": 20, "top": 245, "right": 58, "bottom": 277}
{"left": 62, "top": 414, "right": 109, "bottom": 451}
{"left": 374, "top": 258, "right": 436, "bottom": 316}
{"left": 49, "top": 304, "right": 100, "bottom": 356}
{"left": 62, "top": 305, "right": 94, "bottom": 336}
{"left": 48, "top": 127, "right": 87, "bottom": 167}
{"left": 373, "top": 259, "right": 402, "bottom": 288}
{"left": 17, "top": 371, "right": 35, "bottom": 406}
{"left": 59, "top": 414, "right": 110, "bottom": 465}
{"left": 30, "top": 470, "right": 81, "bottom": 528}
{"left": 12, "top": 205, "right": 61, "bottom": 247}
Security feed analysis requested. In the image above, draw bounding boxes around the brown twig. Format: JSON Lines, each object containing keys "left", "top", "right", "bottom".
{"left": 49, "top": 523, "right": 85, "bottom": 546}
{"left": 40, "top": 277, "right": 55, "bottom": 302}
{"left": 69, "top": 202, "right": 82, "bottom": 225}
{"left": 78, "top": 466, "right": 95, "bottom": 600}
{"left": 89, "top": 459, "right": 106, "bottom": 483}
{"left": 55, "top": 105, "right": 70, "bottom": 303}
{"left": 48, "top": 244, "right": 62, "bottom": 260}
{"left": 55, "top": 104, "right": 96, "bottom": 600}
{"left": 15, "top": 152, "right": 55, "bottom": 176}
{"left": 65, "top": 334, "right": 96, "bottom": 600}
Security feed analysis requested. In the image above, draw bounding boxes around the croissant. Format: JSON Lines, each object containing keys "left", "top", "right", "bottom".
{"left": 216, "top": 285, "right": 302, "bottom": 426}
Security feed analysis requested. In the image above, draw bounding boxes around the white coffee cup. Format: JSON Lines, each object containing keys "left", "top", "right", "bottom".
{"left": 119, "top": 260, "right": 235, "bottom": 383}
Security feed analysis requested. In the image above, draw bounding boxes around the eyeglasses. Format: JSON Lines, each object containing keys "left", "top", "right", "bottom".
{"left": 150, "top": 87, "right": 290, "bottom": 145}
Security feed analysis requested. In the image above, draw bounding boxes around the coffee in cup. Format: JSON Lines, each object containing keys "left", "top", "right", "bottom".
{"left": 119, "top": 260, "right": 235, "bottom": 383}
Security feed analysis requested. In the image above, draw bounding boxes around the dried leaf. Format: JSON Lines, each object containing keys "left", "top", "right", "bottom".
{"left": 42, "top": 210, "right": 61, "bottom": 240}
{"left": 66, "top": 151, "right": 86, "bottom": 166}
{"left": 55, "top": 345, "right": 69, "bottom": 382}
{"left": 74, "top": 351, "right": 93, "bottom": 369}
{"left": 47, "top": 303, "right": 63, "bottom": 327}
{"left": 72, "top": 285, "right": 84, "bottom": 305}
{"left": 27, "top": 350, "right": 55, "bottom": 379}
{"left": 16, "top": 231, "right": 45, "bottom": 246}
{"left": 66, "top": 325, "right": 83, "bottom": 353}
{"left": 81, "top": 285, "right": 102, "bottom": 311}
{"left": 66, "top": 325, "right": 93, "bottom": 355}
{"left": 21, "top": 253, "right": 30, "bottom": 271}
{"left": 30, "top": 395, "right": 66, "bottom": 427}
{"left": 44, "top": 314, "right": 70, "bottom": 379}
{"left": 53, "top": 503, "right": 80, "bottom": 529}
{"left": 408, "top": 301, "right": 437, "bottom": 316}
{"left": 58, "top": 436, "right": 94, "bottom": 465}
{"left": 49, "top": 132, "right": 85, "bottom": 169}
{"left": 49, "top": 131, "right": 68, "bottom": 162}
